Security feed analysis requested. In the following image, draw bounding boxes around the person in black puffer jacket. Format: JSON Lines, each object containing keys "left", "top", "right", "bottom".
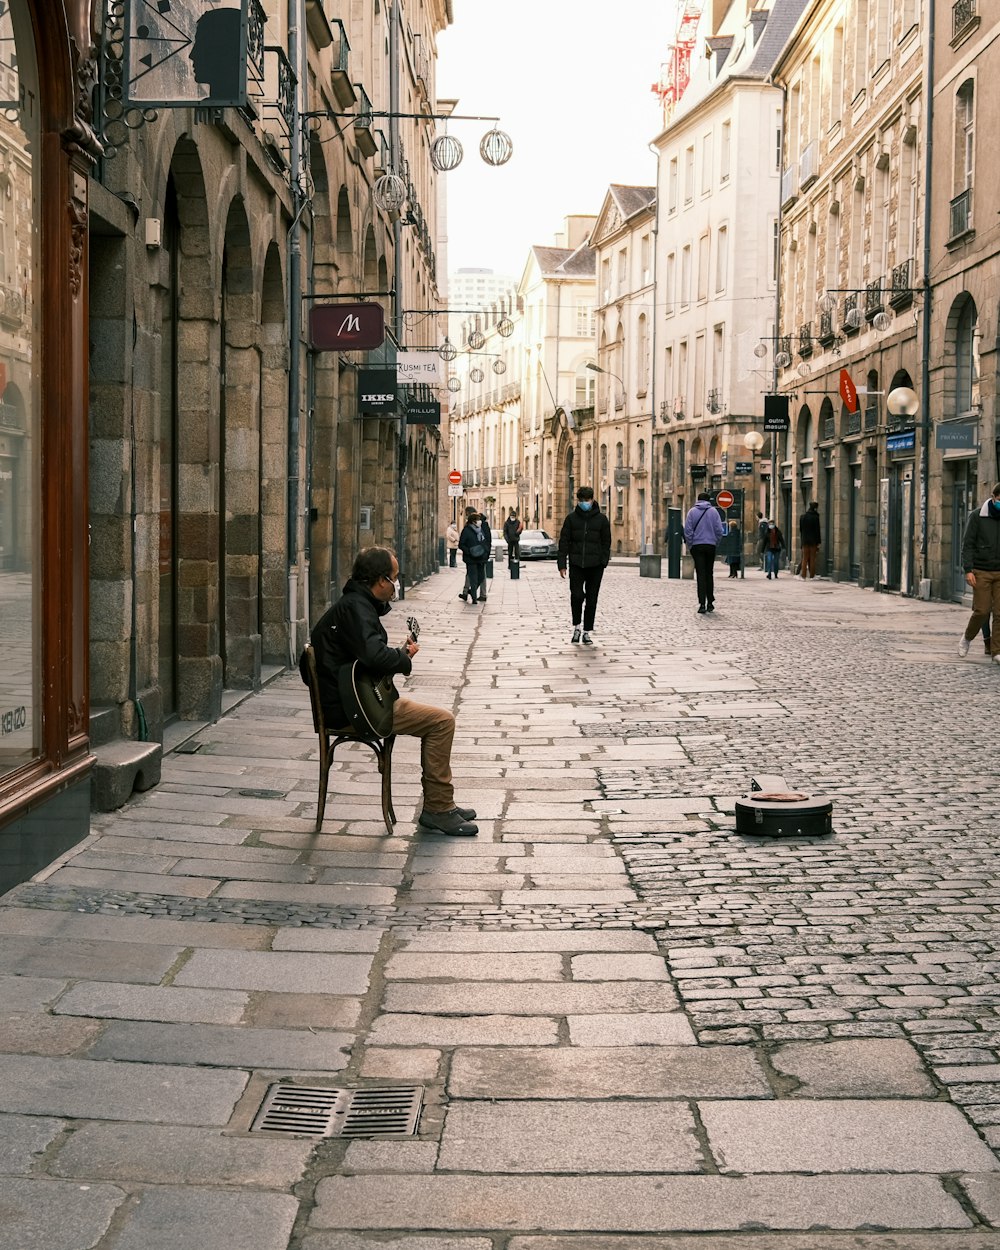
{"left": 557, "top": 485, "right": 612, "bottom": 645}
{"left": 959, "top": 483, "right": 1000, "bottom": 663}
{"left": 307, "top": 546, "right": 478, "bottom": 835}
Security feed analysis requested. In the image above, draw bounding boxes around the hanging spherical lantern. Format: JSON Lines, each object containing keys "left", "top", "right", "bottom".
{"left": 774, "top": 350, "right": 792, "bottom": 368}
{"left": 497, "top": 316, "right": 515, "bottom": 338}
{"left": 439, "top": 338, "right": 458, "bottom": 362}
{"left": 430, "top": 133, "right": 464, "bottom": 172}
{"left": 468, "top": 329, "right": 485, "bottom": 351}
{"left": 480, "top": 127, "right": 513, "bottom": 167}
{"left": 447, "top": 377, "right": 462, "bottom": 393}
{"left": 373, "top": 172, "right": 407, "bottom": 213}
{"left": 753, "top": 341, "right": 768, "bottom": 359}
{"left": 492, "top": 359, "right": 507, "bottom": 375}
{"left": 470, "top": 367, "right": 485, "bottom": 383}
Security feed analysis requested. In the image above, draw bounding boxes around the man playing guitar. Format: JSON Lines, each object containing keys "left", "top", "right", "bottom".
{"left": 308, "top": 546, "right": 478, "bottom": 836}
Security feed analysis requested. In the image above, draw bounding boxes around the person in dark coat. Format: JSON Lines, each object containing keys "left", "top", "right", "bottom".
{"left": 683, "top": 491, "right": 726, "bottom": 613}
{"left": 557, "top": 485, "right": 611, "bottom": 645}
{"left": 762, "top": 520, "right": 786, "bottom": 579}
{"left": 799, "top": 501, "right": 821, "bottom": 578}
{"left": 307, "top": 546, "right": 478, "bottom": 835}
{"left": 503, "top": 508, "right": 523, "bottom": 563}
{"left": 959, "top": 483, "right": 1000, "bottom": 662}
{"left": 458, "top": 509, "right": 492, "bottom": 603}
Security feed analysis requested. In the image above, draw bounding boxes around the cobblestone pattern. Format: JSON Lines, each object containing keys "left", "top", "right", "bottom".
{"left": 587, "top": 581, "right": 1000, "bottom": 1145}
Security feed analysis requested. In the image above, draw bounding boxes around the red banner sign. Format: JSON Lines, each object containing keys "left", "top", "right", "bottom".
{"left": 839, "top": 368, "right": 858, "bottom": 414}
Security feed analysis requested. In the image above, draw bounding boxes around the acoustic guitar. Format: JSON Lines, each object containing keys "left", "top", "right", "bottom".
{"left": 339, "top": 616, "right": 419, "bottom": 738}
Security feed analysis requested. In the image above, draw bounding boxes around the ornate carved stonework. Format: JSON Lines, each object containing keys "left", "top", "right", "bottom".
{"left": 68, "top": 197, "right": 87, "bottom": 298}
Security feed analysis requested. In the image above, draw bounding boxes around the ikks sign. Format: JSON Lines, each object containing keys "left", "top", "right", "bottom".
{"left": 396, "top": 352, "right": 442, "bottom": 385}
{"left": 309, "top": 304, "right": 386, "bottom": 352}
{"left": 358, "top": 371, "right": 398, "bottom": 415}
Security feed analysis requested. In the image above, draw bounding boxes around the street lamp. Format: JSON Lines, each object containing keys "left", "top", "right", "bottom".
{"left": 585, "top": 361, "right": 625, "bottom": 408}
{"left": 743, "top": 431, "right": 765, "bottom": 573}
{"left": 886, "top": 386, "right": 919, "bottom": 419}
{"left": 886, "top": 384, "right": 923, "bottom": 595}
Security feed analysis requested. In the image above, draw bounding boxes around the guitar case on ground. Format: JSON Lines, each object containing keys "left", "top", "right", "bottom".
{"left": 734, "top": 773, "right": 833, "bottom": 838}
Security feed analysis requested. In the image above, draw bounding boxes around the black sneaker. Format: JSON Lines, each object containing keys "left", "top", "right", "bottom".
{"left": 571, "top": 627, "right": 582, "bottom": 644}
{"left": 455, "top": 805, "right": 477, "bottom": 820}
{"left": 706, "top": 603, "right": 715, "bottom": 613}
{"left": 418, "top": 808, "right": 479, "bottom": 836}
{"left": 697, "top": 605, "right": 707, "bottom": 613}
{"left": 582, "top": 632, "right": 594, "bottom": 645}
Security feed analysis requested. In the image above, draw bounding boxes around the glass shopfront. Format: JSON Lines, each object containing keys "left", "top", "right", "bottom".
{"left": 0, "top": 0, "right": 39, "bottom": 784}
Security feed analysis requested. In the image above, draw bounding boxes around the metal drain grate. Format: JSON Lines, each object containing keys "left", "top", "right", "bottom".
{"left": 250, "top": 1084, "right": 423, "bottom": 1139}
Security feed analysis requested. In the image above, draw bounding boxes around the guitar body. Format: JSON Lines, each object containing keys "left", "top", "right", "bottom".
{"left": 338, "top": 617, "right": 419, "bottom": 739}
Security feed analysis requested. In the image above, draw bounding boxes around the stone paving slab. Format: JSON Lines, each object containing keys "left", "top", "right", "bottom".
{"left": 699, "top": 1100, "right": 1000, "bottom": 1173}
{"left": 342, "top": 1141, "right": 440, "bottom": 1173}
{"left": 54, "top": 981, "right": 249, "bottom": 1025}
{"left": 213, "top": 880, "right": 396, "bottom": 905}
{"left": 384, "top": 953, "right": 563, "bottom": 981}
{"left": 0, "top": 1011, "right": 102, "bottom": 1056}
{"left": 0, "top": 973, "right": 69, "bottom": 1009}
{"left": 567, "top": 1012, "right": 697, "bottom": 1046}
{"left": 0, "top": 905, "right": 272, "bottom": 949}
{"left": 310, "top": 1173, "right": 971, "bottom": 1232}
{"left": 0, "top": 935, "right": 181, "bottom": 982}
{"left": 359, "top": 1047, "right": 442, "bottom": 1080}
{"left": 500, "top": 890, "right": 637, "bottom": 905}
{"left": 437, "top": 1100, "right": 703, "bottom": 1173}
{"left": 270, "top": 928, "right": 385, "bottom": 953}
{"left": 448, "top": 1046, "right": 769, "bottom": 1098}
{"left": 402, "top": 932, "right": 658, "bottom": 952}
{"left": 84, "top": 1020, "right": 352, "bottom": 1069}
{"left": 368, "top": 1013, "right": 559, "bottom": 1047}
{"left": 385, "top": 982, "right": 678, "bottom": 1015}
{"left": 244, "top": 993, "right": 362, "bottom": 1030}
{"left": 173, "top": 949, "right": 374, "bottom": 995}
{"left": 302, "top": 1236, "right": 492, "bottom": 1250}
{"left": 571, "top": 954, "right": 669, "bottom": 981}
{"left": 44, "top": 866, "right": 223, "bottom": 896}
{"left": 49, "top": 1121, "right": 313, "bottom": 1187}
{"left": 771, "top": 1038, "right": 936, "bottom": 1096}
{"left": 0, "top": 1113, "right": 64, "bottom": 1175}
{"left": 0, "top": 1178, "right": 126, "bottom": 1250}
{"left": 110, "top": 1186, "right": 299, "bottom": 1250}
{"left": 89, "top": 834, "right": 303, "bottom": 862}
{"left": 0, "top": 1054, "right": 247, "bottom": 1123}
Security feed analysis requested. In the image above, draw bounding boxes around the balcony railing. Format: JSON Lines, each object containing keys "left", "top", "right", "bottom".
{"left": 843, "top": 292, "right": 861, "bottom": 334}
{"left": 818, "top": 309, "right": 836, "bottom": 346}
{"left": 798, "top": 323, "right": 813, "bottom": 358}
{"left": 824, "top": 414, "right": 836, "bottom": 440}
{"left": 780, "top": 163, "right": 798, "bottom": 208}
{"left": 864, "top": 277, "right": 884, "bottom": 321}
{"left": 354, "top": 84, "right": 377, "bottom": 158}
{"left": 329, "top": 18, "right": 356, "bottom": 108}
{"left": 864, "top": 402, "right": 879, "bottom": 431}
{"left": 953, "top": 0, "right": 977, "bottom": 40}
{"left": 847, "top": 410, "right": 862, "bottom": 435}
{"left": 949, "top": 187, "right": 972, "bottom": 241}
{"left": 799, "top": 140, "right": 818, "bottom": 189}
{"left": 890, "top": 258, "right": 914, "bottom": 308}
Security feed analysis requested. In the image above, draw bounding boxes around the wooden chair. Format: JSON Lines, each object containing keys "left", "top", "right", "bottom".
{"left": 300, "top": 643, "right": 396, "bottom": 835}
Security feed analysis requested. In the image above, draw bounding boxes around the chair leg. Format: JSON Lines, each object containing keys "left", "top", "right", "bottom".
{"left": 316, "top": 735, "right": 331, "bottom": 833}
{"left": 380, "top": 735, "right": 396, "bottom": 834}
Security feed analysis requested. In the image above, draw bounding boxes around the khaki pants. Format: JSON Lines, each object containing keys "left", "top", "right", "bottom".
{"left": 964, "top": 569, "right": 1000, "bottom": 656}
{"left": 801, "top": 544, "right": 819, "bottom": 577}
{"left": 392, "top": 696, "right": 455, "bottom": 811}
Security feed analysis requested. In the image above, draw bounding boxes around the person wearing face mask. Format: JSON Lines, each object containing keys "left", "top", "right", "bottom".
{"left": 959, "top": 483, "right": 1000, "bottom": 664}
{"left": 458, "top": 508, "right": 492, "bottom": 604}
{"left": 557, "top": 485, "right": 612, "bottom": 645}
{"left": 307, "top": 545, "right": 478, "bottom": 835}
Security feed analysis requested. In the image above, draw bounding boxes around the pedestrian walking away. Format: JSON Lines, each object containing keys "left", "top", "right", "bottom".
{"left": 503, "top": 507, "right": 523, "bottom": 563}
{"left": 308, "top": 546, "right": 478, "bottom": 835}
{"left": 558, "top": 485, "right": 611, "bottom": 645}
{"left": 726, "top": 520, "right": 742, "bottom": 578}
{"left": 757, "top": 510, "right": 769, "bottom": 570}
{"left": 446, "top": 520, "right": 459, "bottom": 568}
{"left": 684, "top": 491, "right": 726, "bottom": 613}
{"left": 762, "top": 519, "right": 786, "bottom": 579}
{"left": 799, "top": 500, "right": 821, "bottom": 578}
{"left": 458, "top": 508, "right": 492, "bottom": 604}
{"left": 958, "top": 483, "right": 1000, "bottom": 662}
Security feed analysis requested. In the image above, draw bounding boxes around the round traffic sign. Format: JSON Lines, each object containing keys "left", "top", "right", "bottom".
{"left": 448, "top": 470, "right": 463, "bottom": 485}
{"left": 716, "top": 489, "right": 735, "bottom": 509}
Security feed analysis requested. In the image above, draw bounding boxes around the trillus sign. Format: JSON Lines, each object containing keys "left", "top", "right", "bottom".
{"left": 309, "top": 304, "right": 386, "bottom": 352}
{"left": 357, "top": 370, "right": 397, "bottom": 415}
{"left": 406, "top": 399, "right": 441, "bottom": 426}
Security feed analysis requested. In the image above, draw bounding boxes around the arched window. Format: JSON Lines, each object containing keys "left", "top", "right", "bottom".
{"left": 956, "top": 300, "right": 979, "bottom": 414}
{"left": 662, "top": 442, "right": 673, "bottom": 486}
{"left": 600, "top": 443, "right": 608, "bottom": 480}
{"left": 615, "top": 441, "right": 624, "bottom": 468}
{"left": 638, "top": 438, "right": 646, "bottom": 469}
{"left": 677, "top": 438, "right": 686, "bottom": 481}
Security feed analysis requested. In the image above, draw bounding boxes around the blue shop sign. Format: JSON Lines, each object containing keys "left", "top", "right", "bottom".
{"left": 886, "top": 429, "right": 915, "bottom": 452}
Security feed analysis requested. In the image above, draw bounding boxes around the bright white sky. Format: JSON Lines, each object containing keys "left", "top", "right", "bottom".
{"left": 436, "top": 1, "right": 678, "bottom": 283}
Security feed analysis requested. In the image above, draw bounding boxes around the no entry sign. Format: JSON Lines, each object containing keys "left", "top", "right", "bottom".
{"left": 716, "top": 489, "right": 735, "bottom": 509}
{"left": 448, "top": 470, "right": 463, "bottom": 485}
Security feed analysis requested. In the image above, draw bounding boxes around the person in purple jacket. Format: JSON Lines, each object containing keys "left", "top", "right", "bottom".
{"left": 683, "top": 492, "right": 726, "bottom": 614}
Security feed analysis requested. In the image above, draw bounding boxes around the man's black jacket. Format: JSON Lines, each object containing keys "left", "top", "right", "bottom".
{"left": 308, "top": 578, "right": 411, "bottom": 727}
{"left": 962, "top": 502, "right": 1000, "bottom": 573}
{"left": 558, "top": 503, "right": 611, "bottom": 572}
{"left": 799, "top": 508, "right": 821, "bottom": 545}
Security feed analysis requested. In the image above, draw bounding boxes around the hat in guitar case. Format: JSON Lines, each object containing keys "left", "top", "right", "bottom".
{"left": 734, "top": 773, "right": 833, "bottom": 838}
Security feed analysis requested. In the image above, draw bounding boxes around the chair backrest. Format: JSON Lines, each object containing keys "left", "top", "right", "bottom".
{"left": 300, "top": 643, "right": 327, "bottom": 738}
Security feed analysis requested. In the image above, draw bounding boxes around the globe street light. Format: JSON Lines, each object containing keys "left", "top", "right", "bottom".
{"left": 743, "top": 431, "right": 765, "bottom": 570}
{"left": 886, "top": 386, "right": 919, "bottom": 419}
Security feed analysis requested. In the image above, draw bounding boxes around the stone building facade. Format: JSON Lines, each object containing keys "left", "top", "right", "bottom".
{"left": 774, "top": 0, "right": 924, "bottom": 590}
{"left": 86, "top": 0, "right": 451, "bottom": 808}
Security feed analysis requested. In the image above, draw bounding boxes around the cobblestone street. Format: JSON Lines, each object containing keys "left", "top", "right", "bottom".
{"left": 3, "top": 559, "right": 1000, "bottom": 1248}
